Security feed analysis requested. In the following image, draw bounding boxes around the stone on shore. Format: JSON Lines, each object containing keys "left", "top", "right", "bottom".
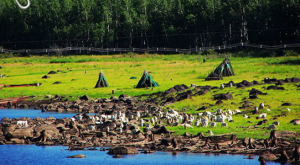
{"left": 67, "top": 154, "right": 86, "bottom": 158}
{"left": 107, "top": 146, "right": 138, "bottom": 155}
{"left": 259, "top": 152, "right": 278, "bottom": 161}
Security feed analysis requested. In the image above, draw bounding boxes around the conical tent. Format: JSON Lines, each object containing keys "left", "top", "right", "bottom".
{"left": 136, "top": 70, "right": 159, "bottom": 88}
{"left": 95, "top": 72, "right": 109, "bottom": 88}
{"left": 207, "top": 58, "right": 234, "bottom": 78}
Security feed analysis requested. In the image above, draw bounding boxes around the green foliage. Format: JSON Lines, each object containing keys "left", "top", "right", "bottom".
{"left": 0, "top": 53, "right": 19, "bottom": 58}
{"left": 283, "top": 50, "right": 299, "bottom": 57}
{"left": 1, "top": 0, "right": 300, "bottom": 49}
{"left": 201, "top": 50, "right": 218, "bottom": 56}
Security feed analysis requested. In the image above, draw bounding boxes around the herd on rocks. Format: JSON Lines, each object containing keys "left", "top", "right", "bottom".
{"left": 1, "top": 102, "right": 254, "bottom": 145}
{"left": 0, "top": 105, "right": 267, "bottom": 147}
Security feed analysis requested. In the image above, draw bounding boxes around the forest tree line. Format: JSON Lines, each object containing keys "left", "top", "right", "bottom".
{"left": 0, "top": 0, "right": 300, "bottom": 49}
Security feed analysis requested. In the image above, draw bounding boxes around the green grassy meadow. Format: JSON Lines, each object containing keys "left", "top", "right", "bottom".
{"left": 0, "top": 54, "right": 300, "bottom": 138}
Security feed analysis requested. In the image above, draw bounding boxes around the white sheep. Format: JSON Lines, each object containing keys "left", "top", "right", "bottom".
{"left": 90, "top": 116, "right": 95, "bottom": 122}
{"left": 178, "top": 115, "right": 184, "bottom": 122}
{"left": 116, "top": 128, "right": 123, "bottom": 134}
{"left": 194, "top": 119, "right": 200, "bottom": 126}
{"left": 201, "top": 117, "right": 209, "bottom": 127}
{"left": 87, "top": 125, "right": 96, "bottom": 131}
{"left": 254, "top": 107, "right": 259, "bottom": 113}
{"left": 111, "top": 115, "right": 116, "bottom": 120}
{"left": 208, "top": 130, "right": 214, "bottom": 136}
{"left": 227, "top": 115, "right": 233, "bottom": 122}
{"left": 139, "top": 120, "right": 144, "bottom": 127}
{"left": 259, "top": 103, "right": 265, "bottom": 109}
{"left": 203, "top": 111, "right": 212, "bottom": 117}
{"left": 154, "top": 116, "right": 158, "bottom": 122}
{"left": 76, "top": 115, "right": 83, "bottom": 121}
{"left": 17, "top": 121, "right": 28, "bottom": 128}
{"left": 119, "top": 123, "right": 124, "bottom": 129}
{"left": 234, "top": 109, "right": 242, "bottom": 114}
{"left": 227, "top": 109, "right": 233, "bottom": 116}
{"left": 216, "top": 116, "right": 225, "bottom": 123}
{"left": 151, "top": 118, "right": 155, "bottom": 124}
{"left": 116, "top": 111, "right": 122, "bottom": 117}
{"left": 259, "top": 113, "right": 267, "bottom": 119}
{"left": 95, "top": 121, "right": 102, "bottom": 125}
{"left": 182, "top": 123, "right": 193, "bottom": 129}
{"left": 189, "top": 115, "right": 195, "bottom": 122}
{"left": 220, "top": 84, "right": 224, "bottom": 89}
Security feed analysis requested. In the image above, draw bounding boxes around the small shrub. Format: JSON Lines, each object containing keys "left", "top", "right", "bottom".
{"left": 283, "top": 50, "right": 299, "bottom": 56}
{"left": 201, "top": 49, "right": 218, "bottom": 56}
{"left": 0, "top": 52, "right": 21, "bottom": 58}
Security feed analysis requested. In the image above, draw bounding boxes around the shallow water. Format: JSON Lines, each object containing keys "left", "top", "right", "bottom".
{"left": 0, "top": 108, "right": 93, "bottom": 121}
{"left": 0, "top": 145, "right": 275, "bottom": 165}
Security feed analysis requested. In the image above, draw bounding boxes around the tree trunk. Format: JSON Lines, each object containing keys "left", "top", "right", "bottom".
{"left": 248, "top": 138, "right": 256, "bottom": 149}
{"left": 269, "top": 130, "right": 276, "bottom": 140}
{"left": 270, "top": 138, "right": 278, "bottom": 147}
{"left": 198, "top": 132, "right": 205, "bottom": 139}
{"left": 231, "top": 134, "right": 237, "bottom": 144}
{"left": 242, "top": 137, "right": 249, "bottom": 148}
{"left": 214, "top": 143, "right": 221, "bottom": 150}
{"left": 269, "top": 130, "right": 277, "bottom": 147}
{"left": 151, "top": 134, "right": 155, "bottom": 141}
{"left": 263, "top": 139, "right": 270, "bottom": 148}
{"left": 171, "top": 137, "right": 178, "bottom": 149}
{"left": 278, "top": 149, "right": 289, "bottom": 162}
{"left": 203, "top": 138, "right": 211, "bottom": 148}
{"left": 294, "top": 146, "right": 300, "bottom": 162}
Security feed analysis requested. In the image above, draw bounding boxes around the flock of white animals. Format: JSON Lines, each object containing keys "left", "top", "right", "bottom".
{"left": 16, "top": 102, "right": 290, "bottom": 135}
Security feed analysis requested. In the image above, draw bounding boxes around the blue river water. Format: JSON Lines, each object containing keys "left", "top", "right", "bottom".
{"left": 0, "top": 109, "right": 287, "bottom": 165}
{"left": 0, "top": 145, "right": 267, "bottom": 165}
{"left": 0, "top": 108, "right": 95, "bottom": 120}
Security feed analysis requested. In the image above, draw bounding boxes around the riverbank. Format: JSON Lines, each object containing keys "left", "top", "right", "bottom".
{"left": 1, "top": 76, "right": 300, "bottom": 164}
{"left": 0, "top": 113, "right": 299, "bottom": 164}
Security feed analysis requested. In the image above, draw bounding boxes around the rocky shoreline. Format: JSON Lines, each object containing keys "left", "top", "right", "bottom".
{"left": 1, "top": 115, "right": 300, "bottom": 164}
{"left": 1, "top": 77, "right": 300, "bottom": 164}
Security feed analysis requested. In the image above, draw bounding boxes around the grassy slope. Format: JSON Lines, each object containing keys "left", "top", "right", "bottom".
{"left": 0, "top": 54, "right": 300, "bottom": 138}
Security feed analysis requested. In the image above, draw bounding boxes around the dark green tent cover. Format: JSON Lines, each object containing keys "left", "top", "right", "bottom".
{"left": 207, "top": 58, "right": 234, "bottom": 78}
{"left": 95, "top": 72, "right": 109, "bottom": 88}
{"left": 136, "top": 70, "right": 159, "bottom": 88}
